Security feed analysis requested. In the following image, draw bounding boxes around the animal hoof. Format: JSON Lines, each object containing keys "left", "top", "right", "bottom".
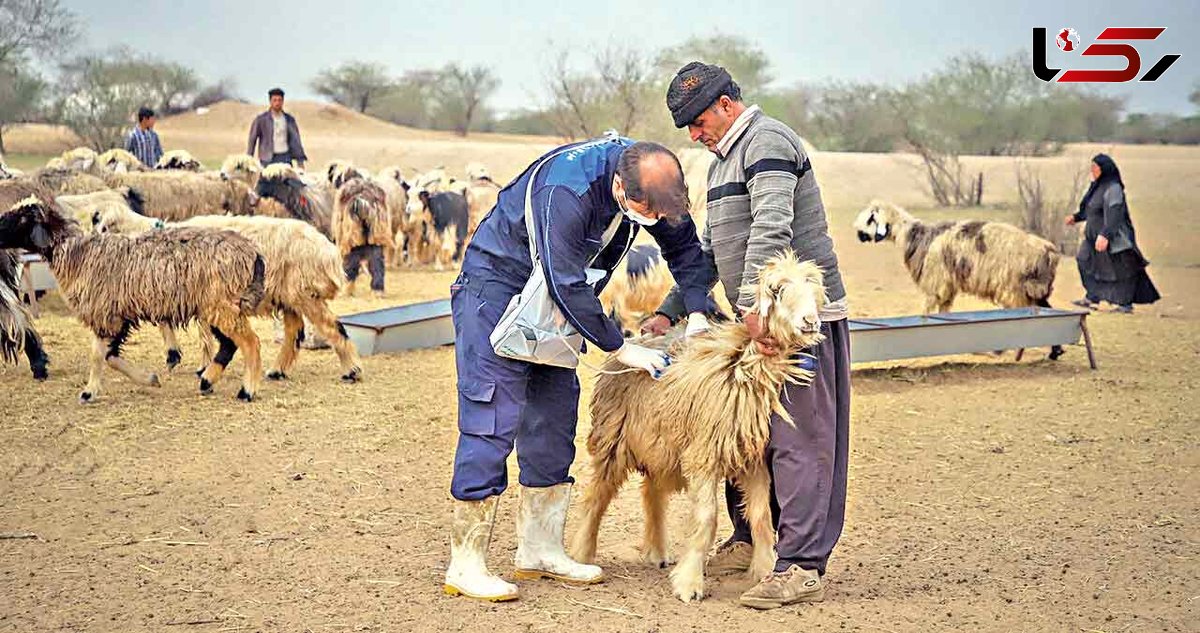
{"left": 641, "top": 551, "right": 675, "bottom": 569}
{"left": 671, "top": 576, "right": 704, "bottom": 603}
{"left": 148, "top": 373, "right": 161, "bottom": 388}
{"left": 266, "top": 370, "right": 288, "bottom": 381}
{"left": 79, "top": 391, "right": 93, "bottom": 404}
{"left": 236, "top": 387, "right": 254, "bottom": 402}
{"left": 341, "top": 368, "right": 362, "bottom": 383}
{"left": 199, "top": 379, "right": 213, "bottom": 395}
{"left": 166, "top": 349, "right": 182, "bottom": 369}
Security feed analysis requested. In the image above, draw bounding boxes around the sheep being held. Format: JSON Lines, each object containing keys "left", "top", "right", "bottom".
{"left": 571, "top": 251, "right": 827, "bottom": 603}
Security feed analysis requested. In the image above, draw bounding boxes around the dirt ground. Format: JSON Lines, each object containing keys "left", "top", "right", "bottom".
{"left": 1, "top": 118, "right": 1197, "bottom": 632}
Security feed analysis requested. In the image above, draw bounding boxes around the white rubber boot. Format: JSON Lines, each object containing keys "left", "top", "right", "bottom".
{"left": 444, "top": 496, "right": 519, "bottom": 602}
{"left": 513, "top": 483, "right": 605, "bottom": 584}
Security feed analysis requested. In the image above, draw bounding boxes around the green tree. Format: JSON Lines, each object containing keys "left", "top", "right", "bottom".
{"left": 433, "top": 63, "right": 499, "bottom": 136}
{"left": 56, "top": 50, "right": 162, "bottom": 150}
{"left": 310, "top": 61, "right": 394, "bottom": 113}
{"left": 0, "top": 60, "right": 46, "bottom": 153}
{"left": 655, "top": 35, "right": 772, "bottom": 98}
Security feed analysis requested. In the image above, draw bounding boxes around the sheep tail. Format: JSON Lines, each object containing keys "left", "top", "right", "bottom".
{"left": 239, "top": 255, "right": 267, "bottom": 314}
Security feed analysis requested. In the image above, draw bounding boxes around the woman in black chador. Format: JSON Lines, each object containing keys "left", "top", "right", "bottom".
{"left": 1067, "top": 153, "right": 1160, "bottom": 314}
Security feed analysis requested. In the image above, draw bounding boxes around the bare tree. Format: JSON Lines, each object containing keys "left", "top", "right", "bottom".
{"left": 542, "top": 44, "right": 655, "bottom": 140}
{"left": 434, "top": 63, "right": 499, "bottom": 136}
{"left": 1016, "top": 161, "right": 1087, "bottom": 253}
{"left": 595, "top": 47, "right": 653, "bottom": 136}
{"left": 0, "top": 0, "right": 77, "bottom": 65}
{"left": 310, "top": 61, "right": 394, "bottom": 113}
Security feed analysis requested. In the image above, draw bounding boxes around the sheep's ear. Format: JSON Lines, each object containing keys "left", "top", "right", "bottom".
{"left": 91, "top": 210, "right": 100, "bottom": 226}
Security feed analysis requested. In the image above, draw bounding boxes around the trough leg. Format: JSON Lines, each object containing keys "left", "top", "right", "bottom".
{"left": 20, "top": 260, "right": 39, "bottom": 318}
{"left": 669, "top": 476, "right": 719, "bottom": 603}
{"left": 1014, "top": 348, "right": 1025, "bottom": 362}
{"left": 1081, "top": 317, "right": 1098, "bottom": 370}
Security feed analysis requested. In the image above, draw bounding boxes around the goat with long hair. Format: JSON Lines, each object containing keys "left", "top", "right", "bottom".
{"left": 571, "top": 251, "right": 827, "bottom": 603}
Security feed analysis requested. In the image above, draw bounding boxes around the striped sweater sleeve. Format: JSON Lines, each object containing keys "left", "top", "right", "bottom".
{"left": 737, "top": 130, "right": 800, "bottom": 308}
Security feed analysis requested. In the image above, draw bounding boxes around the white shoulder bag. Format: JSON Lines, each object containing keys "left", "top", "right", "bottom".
{"left": 489, "top": 144, "right": 625, "bottom": 368}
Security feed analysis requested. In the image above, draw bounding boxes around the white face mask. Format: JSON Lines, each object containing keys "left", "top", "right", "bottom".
{"left": 615, "top": 176, "right": 658, "bottom": 226}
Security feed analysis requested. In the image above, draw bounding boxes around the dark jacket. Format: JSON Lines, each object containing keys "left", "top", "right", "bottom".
{"left": 460, "top": 136, "right": 713, "bottom": 352}
{"left": 1073, "top": 180, "right": 1147, "bottom": 282}
{"left": 247, "top": 111, "right": 307, "bottom": 163}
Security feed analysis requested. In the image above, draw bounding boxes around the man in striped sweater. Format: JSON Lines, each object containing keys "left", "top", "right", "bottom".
{"left": 124, "top": 107, "right": 163, "bottom": 168}
{"left": 645, "top": 62, "right": 851, "bottom": 609}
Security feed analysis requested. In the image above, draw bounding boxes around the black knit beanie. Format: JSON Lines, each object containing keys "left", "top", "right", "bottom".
{"left": 666, "top": 61, "right": 733, "bottom": 128}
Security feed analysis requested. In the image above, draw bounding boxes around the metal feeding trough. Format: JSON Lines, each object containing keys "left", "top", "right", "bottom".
{"left": 339, "top": 299, "right": 1097, "bottom": 371}
{"left": 848, "top": 307, "right": 1096, "bottom": 369}
{"left": 338, "top": 298, "right": 455, "bottom": 356}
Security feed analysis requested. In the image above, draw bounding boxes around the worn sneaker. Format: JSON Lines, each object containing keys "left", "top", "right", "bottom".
{"left": 705, "top": 540, "right": 753, "bottom": 576}
{"left": 1072, "top": 298, "right": 1098, "bottom": 309}
{"left": 738, "top": 565, "right": 825, "bottom": 609}
{"left": 1113, "top": 304, "right": 1134, "bottom": 314}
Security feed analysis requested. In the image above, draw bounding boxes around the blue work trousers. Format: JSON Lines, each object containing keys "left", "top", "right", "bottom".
{"left": 449, "top": 272, "right": 581, "bottom": 501}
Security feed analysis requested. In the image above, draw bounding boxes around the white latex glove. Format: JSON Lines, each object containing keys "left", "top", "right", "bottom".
{"left": 684, "top": 312, "right": 710, "bottom": 337}
{"left": 614, "top": 342, "right": 671, "bottom": 379}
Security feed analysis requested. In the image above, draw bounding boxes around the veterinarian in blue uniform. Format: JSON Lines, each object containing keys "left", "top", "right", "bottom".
{"left": 443, "top": 137, "right": 713, "bottom": 602}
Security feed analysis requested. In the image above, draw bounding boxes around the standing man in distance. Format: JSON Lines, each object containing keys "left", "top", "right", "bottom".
{"left": 247, "top": 88, "right": 307, "bottom": 169}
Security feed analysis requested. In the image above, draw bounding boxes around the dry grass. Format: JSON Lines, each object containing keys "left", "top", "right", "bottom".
{"left": 1, "top": 112, "right": 1197, "bottom": 632}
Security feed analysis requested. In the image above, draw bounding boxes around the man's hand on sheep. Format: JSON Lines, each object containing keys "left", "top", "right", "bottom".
{"left": 742, "top": 310, "right": 781, "bottom": 357}
{"left": 615, "top": 342, "right": 672, "bottom": 379}
{"left": 640, "top": 314, "right": 672, "bottom": 336}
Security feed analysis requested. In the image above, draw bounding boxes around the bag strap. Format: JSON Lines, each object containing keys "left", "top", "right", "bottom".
{"left": 523, "top": 139, "right": 625, "bottom": 265}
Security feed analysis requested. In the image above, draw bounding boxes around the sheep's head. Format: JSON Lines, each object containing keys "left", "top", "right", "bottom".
{"left": 745, "top": 251, "right": 826, "bottom": 349}
{"left": 0, "top": 196, "right": 70, "bottom": 253}
{"left": 220, "top": 154, "right": 262, "bottom": 190}
{"left": 60, "top": 147, "right": 97, "bottom": 172}
{"left": 98, "top": 149, "right": 141, "bottom": 173}
{"left": 465, "top": 162, "right": 491, "bottom": 182}
{"left": 156, "top": 150, "right": 203, "bottom": 171}
{"left": 854, "top": 200, "right": 903, "bottom": 243}
{"left": 407, "top": 187, "right": 430, "bottom": 217}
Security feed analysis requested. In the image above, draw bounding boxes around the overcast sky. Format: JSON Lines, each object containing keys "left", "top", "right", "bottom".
{"left": 65, "top": 0, "right": 1198, "bottom": 115}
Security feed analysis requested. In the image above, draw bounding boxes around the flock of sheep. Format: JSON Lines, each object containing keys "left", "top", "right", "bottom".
{"left": 0, "top": 146, "right": 501, "bottom": 402}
